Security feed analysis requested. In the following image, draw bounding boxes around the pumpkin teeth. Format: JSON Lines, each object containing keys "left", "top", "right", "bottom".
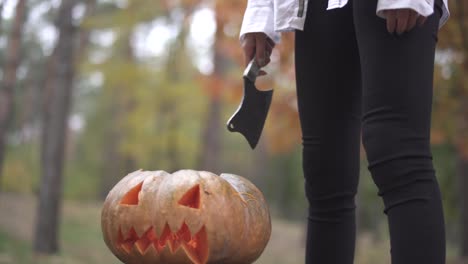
{"left": 158, "top": 223, "right": 172, "bottom": 252}
{"left": 117, "top": 222, "right": 209, "bottom": 263}
{"left": 177, "top": 222, "right": 192, "bottom": 243}
{"left": 118, "top": 227, "right": 139, "bottom": 253}
{"left": 182, "top": 226, "right": 209, "bottom": 264}
{"left": 168, "top": 222, "right": 191, "bottom": 253}
{"left": 135, "top": 227, "right": 155, "bottom": 254}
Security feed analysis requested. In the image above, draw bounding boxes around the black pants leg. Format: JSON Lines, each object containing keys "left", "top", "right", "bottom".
{"left": 295, "top": 1, "right": 361, "bottom": 263}
{"left": 295, "top": 0, "right": 446, "bottom": 263}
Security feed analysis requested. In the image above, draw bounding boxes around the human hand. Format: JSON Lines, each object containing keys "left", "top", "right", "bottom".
{"left": 241, "top": 32, "right": 275, "bottom": 76}
{"left": 383, "top": 8, "right": 427, "bottom": 35}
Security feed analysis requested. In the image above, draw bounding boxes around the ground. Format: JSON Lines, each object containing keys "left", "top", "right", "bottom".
{"left": 0, "top": 192, "right": 462, "bottom": 264}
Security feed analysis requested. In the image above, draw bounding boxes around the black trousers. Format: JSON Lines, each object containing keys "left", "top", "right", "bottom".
{"left": 295, "top": 0, "right": 446, "bottom": 263}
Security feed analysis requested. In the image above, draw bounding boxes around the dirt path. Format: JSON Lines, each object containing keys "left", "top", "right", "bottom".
{"left": 0, "top": 192, "right": 36, "bottom": 242}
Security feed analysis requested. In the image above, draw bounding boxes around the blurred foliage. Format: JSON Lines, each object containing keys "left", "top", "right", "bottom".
{"left": 435, "top": 0, "right": 468, "bottom": 157}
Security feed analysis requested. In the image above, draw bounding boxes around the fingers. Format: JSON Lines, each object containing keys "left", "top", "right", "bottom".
{"left": 386, "top": 9, "right": 409, "bottom": 35}
{"left": 407, "top": 10, "right": 418, "bottom": 31}
{"left": 417, "top": 16, "right": 427, "bottom": 27}
{"left": 395, "top": 9, "right": 409, "bottom": 35}
{"left": 241, "top": 32, "right": 275, "bottom": 75}
{"left": 255, "top": 34, "right": 275, "bottom": 67}
{"left": 241, "top": 33, "right": 256, "bottom": 67}
{"left": 267, "top": 37, "right": 275, "bottom": 49}
{"left": 258, "top": 70, "right": 268, "bottom": 77}
{"left": 255, "top": 34, "right": 267, "bottom": 67}
{"left": 386, "top": 10, "right": 397, "bottom": 34}
{"left": 385, "top": 9, "right": 427, "bottom": 35}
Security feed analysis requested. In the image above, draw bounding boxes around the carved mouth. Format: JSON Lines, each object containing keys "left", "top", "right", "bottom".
{"left": 118, "top": 222, "right": 208, "bottom": 264}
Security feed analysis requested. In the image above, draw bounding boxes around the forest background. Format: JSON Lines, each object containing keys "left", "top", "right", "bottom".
{"left": 0, "top": 0, "right": 467, "bottom": 263}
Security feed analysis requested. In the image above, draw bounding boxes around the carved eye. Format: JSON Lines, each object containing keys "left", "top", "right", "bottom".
{"left": 178, "top": 184, "right": 200, "bottom": 209}
{"left": 120, "top": 182, "right": 143, "bottom": 205}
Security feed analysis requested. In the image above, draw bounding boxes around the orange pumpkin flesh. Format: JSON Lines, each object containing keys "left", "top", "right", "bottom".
{"left": 120, "top": 182, "right": 143, "bottom": 205}
{"left": 101, "top": 170, "right": 271, "bottom": 264}
{"left": 178, "top": 184, "right": 201, "bottom": 209}
{"left": 117, "top": 223, "right": 208, "bottom": 264}
{"left": 116, "top": 181, "right": 209, "bottom": 263}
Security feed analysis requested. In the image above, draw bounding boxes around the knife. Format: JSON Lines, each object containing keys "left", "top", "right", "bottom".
{"left": 226, "top": 60, "right": 274, "bottom": 149}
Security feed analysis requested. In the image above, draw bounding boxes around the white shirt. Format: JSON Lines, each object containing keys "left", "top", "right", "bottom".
{"left": 240, "top": 0, "right": 450, "bottom": 43}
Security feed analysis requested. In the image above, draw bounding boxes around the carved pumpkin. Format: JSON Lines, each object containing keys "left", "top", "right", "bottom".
{"left": 101, "top": 170, "right": 271, "bottom": 264}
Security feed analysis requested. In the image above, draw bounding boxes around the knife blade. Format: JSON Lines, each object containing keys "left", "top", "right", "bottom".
{"left": 226, "top": 60, "right": 273, "bottom": 149}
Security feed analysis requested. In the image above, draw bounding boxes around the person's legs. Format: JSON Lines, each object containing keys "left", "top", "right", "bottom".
{"left": 353, "top": 0, "right": 446, "bottom": 263}
{"left": 295, "top": 1, "right": 361, "bottom": 263}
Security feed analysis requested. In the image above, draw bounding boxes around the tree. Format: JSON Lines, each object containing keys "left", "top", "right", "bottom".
{"left": 99, "top": 32, "right": 138, "bottom": 199}
{"left": 0, "top": 0, "right": 27, "bottom": 190}
{"left": 80, "top": 1, "right": 165, "bottom": 198}
{"left": 197, "top": 3, "right": 225, "bottom": 173}
{"left": 0, "top": 2, "right": 4, "bottom": 30}
{"left": 435, "top": 0, "right": 468, "bottom": 259}
{"left": 34, "top": 0, "right": 79, "bottom": 254}
{"left": 454, "top": 1, "right": 468, "bottom": 258}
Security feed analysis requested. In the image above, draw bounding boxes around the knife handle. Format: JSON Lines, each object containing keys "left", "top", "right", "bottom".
{"left": 243, "top": 60, "right": 261, "bottom": 83}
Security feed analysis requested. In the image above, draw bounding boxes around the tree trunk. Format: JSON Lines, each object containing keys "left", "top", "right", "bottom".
{"left": 199, "top": 98, "right": 222, "bottom": 172}
{"left": 76, "top": 0, "right": 97, "bottom": 58}
{"left": 99, "top": 100, "right": 124, "bottom": 200}
{"left": 198, "top": 18, "right": 226, "bottom": 173}
{"left": 0, "top": 0, "right": 26, "bottom": 190}
{"left": 34, "top": 0, "right": 78, "bottom": 254}
{"left": 0, "top": 2, "right": 4, "bottom": 31}
{"left": 99, "top": 130, "right": 122, "bottom": 200}
{"left": 98, "top": 31, "right": 138, "bottom": 199}
{"left": 166, "top": 107, "right": 182, "bottom": 173}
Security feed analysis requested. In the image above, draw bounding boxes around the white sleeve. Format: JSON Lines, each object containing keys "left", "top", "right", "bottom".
{"left": 239, "top": 0, "right": 281, "bottom": 44}
{"left": 376, "top": 0, "right": 434, "bottom": 19}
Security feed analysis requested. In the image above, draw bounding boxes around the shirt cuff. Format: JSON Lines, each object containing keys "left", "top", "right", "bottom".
{"left": 376, "top": 0, "right": 434, "bottom": 19}
{"left": 239, "top": 4, "right": 281, "bottom": 44}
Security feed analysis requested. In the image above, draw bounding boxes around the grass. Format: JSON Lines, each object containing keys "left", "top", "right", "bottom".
{"left": 0, "top": 231, "right": 31, "bottom": 263}
{"left": 0, "top": 192, "right": 116, "bottom": 264}
{"left": 0, "top": 192, "right": 464, "bottom": 264}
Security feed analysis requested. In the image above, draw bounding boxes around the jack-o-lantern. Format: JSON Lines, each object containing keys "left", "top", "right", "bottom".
{"left": 101, "top": 170, "right": 271, "bottom": 264}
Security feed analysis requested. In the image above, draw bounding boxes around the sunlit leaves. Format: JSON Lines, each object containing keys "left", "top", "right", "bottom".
{"left": 434, "top": 0, "right": 468, "bottom": 156}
